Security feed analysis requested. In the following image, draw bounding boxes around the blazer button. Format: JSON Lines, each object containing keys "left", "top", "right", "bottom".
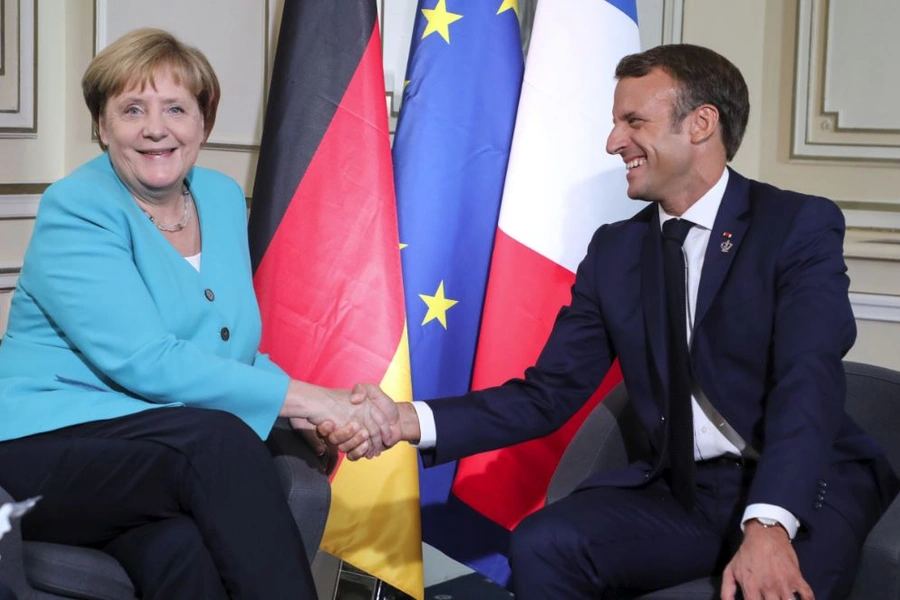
{"left": 220, "top": 327, "right": 230, "bottom": 341}
{"left": 814, "top": 501, "right": 823, "bottom": 509}
{"left": 204, "top": 289, "right": 215, "bottom": 301}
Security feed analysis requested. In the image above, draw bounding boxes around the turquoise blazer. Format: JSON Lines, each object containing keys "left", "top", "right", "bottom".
{"left": 0, "top": 154, "right": 289, "bottom": 441}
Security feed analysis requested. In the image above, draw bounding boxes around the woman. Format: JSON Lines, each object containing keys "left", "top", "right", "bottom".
{"left": 0, "top": 28, "right": 380, "bottom": 599}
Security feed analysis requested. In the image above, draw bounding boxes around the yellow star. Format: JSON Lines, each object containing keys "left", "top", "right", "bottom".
{"left": 419, "top": 281, "right": 458, "bottom": 328}
{"left": 421, "top": 0, "right": 463, "bottom": 44}
{"left": 399, "top": 242, "right": 408, "bottom": 250}
{"left": 497, "top": 0, "right": 519, "bottom": 16}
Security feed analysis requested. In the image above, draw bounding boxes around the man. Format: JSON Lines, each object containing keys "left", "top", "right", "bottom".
{"left": 326, "top": 44, "right": 898, "bottom": 599}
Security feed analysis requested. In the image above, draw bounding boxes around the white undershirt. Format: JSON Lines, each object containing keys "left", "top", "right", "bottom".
{"left": 413, "top": 169, "right": 798, "bottom": 537}
{"left": 184, "top": 252, "right": 201, "bottom": 272}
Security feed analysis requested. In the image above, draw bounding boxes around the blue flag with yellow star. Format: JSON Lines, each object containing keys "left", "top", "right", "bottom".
{"left": 393, "top": 0, "right": 524, "bottom": 585}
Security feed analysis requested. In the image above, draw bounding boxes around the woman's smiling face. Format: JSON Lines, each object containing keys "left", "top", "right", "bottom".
{"left": 99, "top": 68, "right": 205, "bottom": 204}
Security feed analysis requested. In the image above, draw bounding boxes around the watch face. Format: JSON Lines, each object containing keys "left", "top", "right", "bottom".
{"left": 756, "top": 518, "right": 778, "bottom": 527}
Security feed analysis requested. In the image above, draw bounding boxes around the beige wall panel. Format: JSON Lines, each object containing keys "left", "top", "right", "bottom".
{"left": 64, "top": 0, "right": 103, "bottom": 177}
{"left": 0, "top": 219, "right": 35, "bottom": 263}
{"left": 757, "top": 1, "right": 900, "bottom": 216}
{"left": 0, "top": 0, "right": 68, "bottom": 183}
{"left": 846, "top": 258, "right": 900, "bottom": 297}
{"left": 681, "top": 0, "right": 766, "bottom": 179}
{"left": 846, "top": 320, "right": 900, "bottom": 372}
{"left": 794, "top": 0, "right": 900, "bottom": 160}
{"left": 0, "top": 291, "right": 13, "bottom": 337}
{"left": 0, "top": 0, "right": 36, "bottom": 133}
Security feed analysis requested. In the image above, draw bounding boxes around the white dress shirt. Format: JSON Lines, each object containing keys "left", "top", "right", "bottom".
{"left": 413, "top": 169, "right": 799, "bottom": 538}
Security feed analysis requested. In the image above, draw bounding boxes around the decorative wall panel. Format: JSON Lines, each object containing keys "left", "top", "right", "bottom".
{"left": 793, "top": 0, "right": 900, "bottom": 161}
{"left": 0, "top": 0, "right": 36, "bottom": 136}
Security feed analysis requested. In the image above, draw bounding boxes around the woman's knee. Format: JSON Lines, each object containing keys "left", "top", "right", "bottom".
{"left": 107, "top": 517, "right": 227, "bottom": 600}
{"left": 178, "top": 407, "right": 258, "bottom": 438}
{"left": 174, "top": 408, "right": 268, "bottom": 457}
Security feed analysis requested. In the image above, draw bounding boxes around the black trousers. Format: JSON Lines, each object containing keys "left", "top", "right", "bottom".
{"left": 509, "top": 459, "right": 874, "bottom": 599}
{"left": 0, "top": 407, "right": 316, "bottom": 599}
{"left": 0, "top": 580, "right": 16, "bottom": 600}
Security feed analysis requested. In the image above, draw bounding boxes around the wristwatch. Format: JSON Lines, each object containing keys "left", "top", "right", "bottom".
{"left": 752, "top": 517, "right": 780, "bottom": 529}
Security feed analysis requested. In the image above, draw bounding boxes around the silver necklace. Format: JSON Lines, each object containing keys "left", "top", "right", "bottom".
{"left": 142, "top": 188, "right": 192, "bottom": 233}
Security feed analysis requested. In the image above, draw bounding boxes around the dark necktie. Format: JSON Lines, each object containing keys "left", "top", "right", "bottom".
{"left": 662, "top": 218, "right": 695, "bottom": 510}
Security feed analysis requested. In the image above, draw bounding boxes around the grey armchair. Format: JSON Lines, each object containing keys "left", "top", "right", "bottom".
{"left": 0, "top": 418, "right": 331, "bottom": 600}
{"left": 546, "top": 361, "right": 900, "bottom": 599}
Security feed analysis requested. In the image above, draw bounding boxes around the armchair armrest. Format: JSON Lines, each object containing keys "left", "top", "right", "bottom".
{"left": 546, "top": 382, "right": 647, "bottom": 505}
{"left": 266, "top": 418, "right": 332, "bottom": 562}
{"left": 849, "top": 491, "right": 900, "bottom": 599}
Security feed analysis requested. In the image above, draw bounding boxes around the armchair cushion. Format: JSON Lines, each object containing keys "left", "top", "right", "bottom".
{"left": 850, "top": 493, "right": 900, "bottom": 599}
{"left": 268, "top": 417, "right": 332, "bottom": 561}
{"left": 547, "top": 361, "right": 900, "bottom": 599}
{"left": 23, "top": 544, "right": 133, "bottom": 600}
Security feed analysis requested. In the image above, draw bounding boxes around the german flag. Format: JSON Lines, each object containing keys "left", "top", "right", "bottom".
{"left": 248, "top": 0, "right": 423, "bottom": 597}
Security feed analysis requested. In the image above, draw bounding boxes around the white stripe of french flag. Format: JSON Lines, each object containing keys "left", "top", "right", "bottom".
{"left": 454, "top": 0, "right": 645, "bottom": 531}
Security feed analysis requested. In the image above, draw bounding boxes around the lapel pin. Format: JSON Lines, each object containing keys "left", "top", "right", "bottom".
{"left": 720, "top": 232, "right": 733, "bottom": 253}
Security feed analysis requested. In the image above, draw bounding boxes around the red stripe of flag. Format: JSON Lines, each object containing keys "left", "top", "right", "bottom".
{"left": 454, "top": 232, "right": 621, "bottom": 529}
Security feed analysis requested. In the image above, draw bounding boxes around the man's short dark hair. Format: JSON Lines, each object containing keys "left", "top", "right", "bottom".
{"left": 615, "top": 44, "right": 749, "bottom": 161}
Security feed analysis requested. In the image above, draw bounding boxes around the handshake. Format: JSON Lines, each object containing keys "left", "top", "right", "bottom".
{"left": 281, "top": 380, "right": 420, "bottom": 461}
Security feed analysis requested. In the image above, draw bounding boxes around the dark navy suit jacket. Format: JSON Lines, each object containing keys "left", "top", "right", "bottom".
{"left": 425, "top": 169, "right": 897, "bottom": 539}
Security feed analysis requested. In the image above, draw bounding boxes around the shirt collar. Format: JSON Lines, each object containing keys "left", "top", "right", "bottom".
{"left": 658, "top": 168, "right": 729, "bottom": 232}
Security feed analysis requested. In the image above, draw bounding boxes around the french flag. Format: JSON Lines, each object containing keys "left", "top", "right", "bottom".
{"left": 452, "top": 0, "right": 645, "bottom": 563}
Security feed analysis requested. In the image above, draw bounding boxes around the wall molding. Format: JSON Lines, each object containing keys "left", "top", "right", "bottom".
{"left": 0, "top": 261, "right": 21, "bottom": 290}
{"left": 0, "top": 194, "right": 40, "bottom": 218}
{"left": 661, "top": 0, "right": 685, "bottom": 44}
{"left": 839, "top": 199, "right": 900, "bottom": 231}
{"left": 850, "top": 292, "right": 900, "bottom": 324}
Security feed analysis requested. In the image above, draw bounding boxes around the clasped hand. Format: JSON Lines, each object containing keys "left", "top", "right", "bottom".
{"left": 288, "top": 383, "right": 401, "bottom": 460}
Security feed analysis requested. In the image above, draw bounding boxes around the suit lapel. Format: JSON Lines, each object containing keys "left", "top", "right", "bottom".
{"left": 641, "top": 206, "right": 668, "bottom": 405}
{"left": 695, "top": 169, "right": 752, "bottom": 326}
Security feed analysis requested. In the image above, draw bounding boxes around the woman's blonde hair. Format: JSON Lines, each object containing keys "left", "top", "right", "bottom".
{"left": 82, "top": 28, "right": 220, "bottom": 149}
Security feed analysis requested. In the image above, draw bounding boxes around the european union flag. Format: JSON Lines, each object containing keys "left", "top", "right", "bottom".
{"left": 392, "top": 0, "right": 524, "bottom": 583}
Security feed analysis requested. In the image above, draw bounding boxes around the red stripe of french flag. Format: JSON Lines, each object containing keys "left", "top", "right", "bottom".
{"left": 452, "top": 0, "right": 643, "bottom": 530}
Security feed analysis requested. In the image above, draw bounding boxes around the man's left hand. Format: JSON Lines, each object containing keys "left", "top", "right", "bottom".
{"left": 721, "top": 520, "right": 814, "bottom": 600}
